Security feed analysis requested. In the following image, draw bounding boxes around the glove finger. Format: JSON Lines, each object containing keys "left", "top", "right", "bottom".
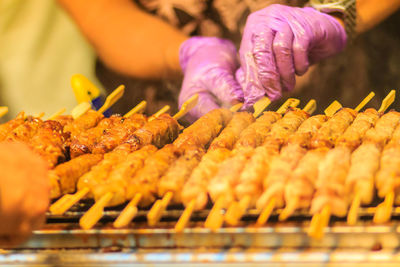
{"left": 182, "top": 91, "right": 220, "bottom": 123}
{"left": 208, "top": 67, "right": 244, "bottom": 106}
{"left": 272, "top": 22, "right": 296, "bottom": 92}
{"left": 252, "top": 30, "right": 283, "bottom": 102}
{"left": 291, "top": 27, "right": 310, "bottom": 76}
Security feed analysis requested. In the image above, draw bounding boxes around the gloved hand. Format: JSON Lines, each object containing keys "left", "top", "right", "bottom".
{"left": 179, "top": 37, "right": 243, "bottom": 122}
{"left": 0, "top": 142, "right": 50, "bottom": 247}
{"left": 238, "top": 4, "right": 347, "bottom": 107}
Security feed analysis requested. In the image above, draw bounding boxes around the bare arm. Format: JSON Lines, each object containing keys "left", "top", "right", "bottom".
{"left": 331, "top": 0, "right": 400, "bottom": 33}
{"left": 58, "top": 0, "right": 188, "bottom": 80}
{"left": 356, "top": 0, "right": 400, "bottom": 33}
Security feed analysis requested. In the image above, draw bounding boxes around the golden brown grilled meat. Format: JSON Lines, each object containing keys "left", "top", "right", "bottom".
{"left": 173, "top": 108, "right": 232, "bottom": 150}
{"left": 126, "top": 144, "right": 179, "bottom": 206}
{"left": 131, "top": 114, "right": 180, "bottom": 148}
{"left": 78, "top": 143, "right": 133, "bottom": 199}
{"left": 224, "top": 108, "right": 308, "bottom": 208}
{"left": 262, "top": 108, "right": 310, "bottom": 148}
{"left": 92, "top": 113, "right": 147, "bottom": 154}
{"left": 157, "top": 146, "right": 205, "bottom": 204}
{"left": 69, "top": 115, "right": 124, "bottom": 158}
{"left": 0, "top": 112, "right": 26, "bottom": 141}
{"left": 337, "top": 108, "right": 380, "bottom": 150}
{"left": 345, "top": 143, "right": 380, "bottom": 205}
{"left": 29, "top": 120, "right": 69, "bottom": 168}
{"left": 50, "top": 153, "right": 104, "bottom": 198}
{"left": 208, "top": 112, "right": 254, "bottom": 151}
{"left": 6, "top": 116, "right": 43, "bottom": 142}
{"left": 77, "top": 114, "right": 180, "bottom": 202}
{"left": 180, "top": 112, "right": 254, "bottom": 210}
{"left": 208, "top": 147, "right": 254, "bottom": 204}
{"left": 288, "top": 114, "right": 328, "bottom": 148}
{"left": 257, "top": 144, "right": 307, "bottom": 210}
{"left": 125, "top": 109, "right": 232, "bottom": 207}
{"left": 181, "top": 148, "right": 231, "bottom": 210}
{"left": 363, "top": 111, "right": 400, "bottom": 146}
{"left": 92, "top": 145, "right": 158, "bottom": 206}
{"left": 310, "top": 108, "right": 357, "bottom": 149}
{"left": 52, "top": 115, "right": 73, "bottom": 128}
{"left": 284, "top": 148, "right": 329, "bottom": 213}
{"left": 63, "top": 110, "right": 104, "bottom": 138}
{"left": 375, "top": 121, "right": 400, "bottom": 202}
{"left": 311, "top": 146, "right": 351, "bottom": 217}
{"left": 234, "top": 111, "right": 281, "bottom": 150}
{"left": 344, "top": 111, "right": 400, "bottom": 205}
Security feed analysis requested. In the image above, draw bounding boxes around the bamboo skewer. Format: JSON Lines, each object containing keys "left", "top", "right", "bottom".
{"left": 348, "top": 90, "right": 395, "bottom": 225}
{"left": 48, "top": 108, "right": 67, "bottom": 120}
{"left": 146, "top": 97, "right": 272, "bottom": 229}
{"left": 78, "top": 95, "right": 199, "bottom": 229}
{"left": 308, "top": 92, "right": 379, "bottom": 239}
{"left": 204, "top": 98, "right": 300, "bottom": 231}
{"left": 0, "top": 107, "right": 8, "bottom": 118}
{"left": 124, "top": 101, "right": 147, "bottom": 117}
{"left": 225, "top": 100, "right": 317, "bottom": 226}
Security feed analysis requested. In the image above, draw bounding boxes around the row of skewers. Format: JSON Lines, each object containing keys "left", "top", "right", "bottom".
{"left": 1, "top": 75, "right": 399, "bottom": 239}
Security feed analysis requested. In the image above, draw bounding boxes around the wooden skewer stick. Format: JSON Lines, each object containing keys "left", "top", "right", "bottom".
{"left": 225, "top": 100, "right": 317, "bottom": 226}
{"left": 48, "top": 108, "right": 67, "bottom": 120}
{"left": 34, "top": 112, "right": 46, "bottom": 118}
{"left": 148, "top": 106, "right": 170, "bottom": 122}
{"left": 204, "top": 196, "right": 226, "bottom": 231}
{"left": 324, "top": 100, "right": 342, "bottom": 117}
{"left": 256, "top": 197, "right": 276, "bottom": 226}
{"left": 0, "top": 107, "right": 9, "bottom": 118}
{"left": 149, "top": 97, "right": 272, "bottom": 230}
{"left": 49, "top": 99, "right": 154, "bottom": 215}
{"left": 78, "top": 95, "right": 200, "bottom": 229}
{"left": 373, "top": 191, "right": 394, "bottom": 224}
{"left": 80, "top": 192, "right": 113, "bottom": 230}
{"left": 173, "top": 94, "right": 199, "bottom": 120}
{"left": 124, "top": 101, "right": 147, "bottom": 118}
{"left": 225, "top": 196, "right": 251, "bottom": 226}
{"left": 113, "top": 193, "right": 142, "bottom": 228}
{"left": 253, "top": 97, "right": 271, "bottom": 117}
{"left": 71, "top": 102, "right": 92, "bottom": 120}
{"left": 348, "top": 90, "right": 395, "bottom": 225}
{"left": 175, "top": 199, "right": 196, "bottom": 233}
{"left": 147, "top": 192, "right": 173, "bottom": 226}
{"left": 230, "top": 103, "right": 244, "bottom": 112}
{"left": 97, "top": 85, "right": 125, "bottom": 114}
{"left": 308, "top": 92, "right": 378, "bottom": 237}
{"left": 308, "top": 205, "right": 330, "bottom": 240}
{"left": 347, "top": 193, "right": 361, "bottom": 225}
{"left": 49, "top": 187, "right": 90, "bottom": 215}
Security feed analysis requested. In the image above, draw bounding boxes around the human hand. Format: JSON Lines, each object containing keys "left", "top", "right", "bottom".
{"left": 0, "top": 142, "right": 50, "bottom": 247}
{"left": 238, "top": 4, "right": 347, "bottom": 108}
{"left": 179, "top": 37, "right": 243, "bottom": 121}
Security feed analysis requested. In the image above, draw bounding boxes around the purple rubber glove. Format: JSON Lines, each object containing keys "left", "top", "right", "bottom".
{"left": 239, "top": 4, "right": 347, "bottom": 108}
{"left": 179, "top": 37, "right": 243, "bottom": 122}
